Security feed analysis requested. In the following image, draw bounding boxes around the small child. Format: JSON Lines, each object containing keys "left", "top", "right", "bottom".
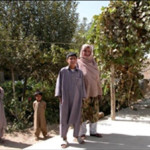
{"left": 0, "top": 87, "right": 7, "bottom": 144}
{"left": 33, "top": 91, "right": 47, "bottom": 141}
{"left": 55, "top": 52, "right": 86, "bottom": 148}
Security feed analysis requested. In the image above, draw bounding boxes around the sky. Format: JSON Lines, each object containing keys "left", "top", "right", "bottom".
{"left": 76, "top": 1, "right": 110, "bottom": 23}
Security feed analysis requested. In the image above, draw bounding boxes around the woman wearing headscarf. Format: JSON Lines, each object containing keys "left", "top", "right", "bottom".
{"left": 77, "top": 44, "right": 102, "bottom": 139}
{"left": 0, "top": 87, "right": 7, "bottom": 143}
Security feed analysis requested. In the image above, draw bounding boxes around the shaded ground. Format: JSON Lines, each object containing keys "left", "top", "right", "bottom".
{"left": 0, "top": 124, "right": 59, "bottom": 150}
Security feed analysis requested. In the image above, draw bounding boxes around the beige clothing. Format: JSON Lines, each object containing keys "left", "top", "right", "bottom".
{"left": 78, "top": 44, "right": 102, "bottom": 136}
{"left": 77, "top": 44, "right": 102, "bottom": 98}
{"left": 0, "top": 87, "right": 7, "bottom": 138}
{"left": 33, "top": 100, "right": 47, "bottom": 137}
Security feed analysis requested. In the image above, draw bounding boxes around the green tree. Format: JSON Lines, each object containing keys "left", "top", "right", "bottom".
{"left": 0, "top": 1, "right": 78, "bottom": 129}
{"left": 88, "top": 1, "right": 150, "bottom": 119}
{"left": 0, "top": 0, "right": 78, "bottom": 93}
{"left": 72, "top": 17, "right": 92, "bottom": 51}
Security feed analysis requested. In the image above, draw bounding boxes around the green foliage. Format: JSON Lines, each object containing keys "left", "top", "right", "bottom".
{"left": 72, "top": 17, "right": 92, "bottom": 51}
{"left": 0, "top": 1, "right": 78, "bottom": 130}
{"left": 2, "top": 79, "right": 59, "bottom": 131}
{"left": 0, "top": 1, "right": 78, "bottom": 78}
{"left": 88, "top": 1, "right": 150, "bottom": 108}
{"left": 2, "top": 81, "right": 33, "bottom": 131}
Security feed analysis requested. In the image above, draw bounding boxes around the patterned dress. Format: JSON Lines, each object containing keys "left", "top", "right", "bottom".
{"left": 81, "top": 97, "right": 99, "bottom": 123}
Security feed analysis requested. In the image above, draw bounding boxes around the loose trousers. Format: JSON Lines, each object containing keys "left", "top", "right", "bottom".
{"left": 78, "top": 121, "right": 97, "bottom": 136}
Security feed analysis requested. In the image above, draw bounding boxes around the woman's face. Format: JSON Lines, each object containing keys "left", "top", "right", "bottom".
{"left": 82, "top": 47, "right": 91, "bottom": 57}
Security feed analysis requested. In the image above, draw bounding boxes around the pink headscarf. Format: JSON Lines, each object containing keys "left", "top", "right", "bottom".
{"left": 77, "top": 44, "right": 102, "bottom": 98}
{"left": 0, "top": 87, "right": 7, "bottom": 138}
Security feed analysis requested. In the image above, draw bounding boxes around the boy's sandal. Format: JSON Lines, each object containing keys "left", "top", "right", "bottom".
{"left": 90, "top": 133, "right": 102, "bottom": 138}
{"left": 61, "top": 140, "right": 68, "bottom": 148}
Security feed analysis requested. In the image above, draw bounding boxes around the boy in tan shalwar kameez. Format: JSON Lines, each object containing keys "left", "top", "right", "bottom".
{"left": 33, "top": 91, "right": 47, "bottom": 141}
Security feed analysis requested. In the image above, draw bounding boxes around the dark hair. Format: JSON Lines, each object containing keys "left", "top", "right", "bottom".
{"left": 34, "top": 91, "right": 43, "bottom": 96}
{"left": 66, "top": 52, "right": 77, "bottom": 59}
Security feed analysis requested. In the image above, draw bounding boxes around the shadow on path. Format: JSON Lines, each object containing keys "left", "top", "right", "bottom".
{"left": 1, "top": 139, "right": 31, "bottom": 149}
{"left": 69, "top": 134, "right": 150, "bottom": 150}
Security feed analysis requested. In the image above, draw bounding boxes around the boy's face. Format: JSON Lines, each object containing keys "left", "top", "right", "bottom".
{"left": 66, "top": 56, "right": 77, "bottom": 68}
{"left": 35, "top": 94, "right": 42, "bottom": 101}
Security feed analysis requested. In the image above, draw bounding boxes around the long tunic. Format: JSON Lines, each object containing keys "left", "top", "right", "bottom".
{"left": 55, "top": 66, "right": 86, "bottom": 137}
{"left": 33, "top": 100, "right": 47, "bottom": 136}
{"left": 0, "top": 87, "right": 7, "bottom": 138}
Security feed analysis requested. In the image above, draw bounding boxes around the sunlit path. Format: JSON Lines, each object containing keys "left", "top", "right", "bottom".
{"left": 25, "top": 100, "right": 150, "bottom": 150}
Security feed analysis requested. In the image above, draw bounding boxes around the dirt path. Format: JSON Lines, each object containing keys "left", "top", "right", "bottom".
{"left": 0, "top": 124, "right": 59, "bottom": 150}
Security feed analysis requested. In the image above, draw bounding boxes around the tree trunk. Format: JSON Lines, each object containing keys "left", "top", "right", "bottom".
{"left": 11, "top": 68, "right": 16, "bottom": 99}
{"left": 22, "top": 76, "right": 28, "bottom": 101}
{"left": 0, "top": 71, "right": 5, "bottom": 83}
{"left": 110, "top": 63, "right": 116, "bottom": 120}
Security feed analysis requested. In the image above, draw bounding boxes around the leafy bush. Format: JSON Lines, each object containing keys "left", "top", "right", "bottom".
{"left": 2, "top": 79, "right": 59, "bottom": 131}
